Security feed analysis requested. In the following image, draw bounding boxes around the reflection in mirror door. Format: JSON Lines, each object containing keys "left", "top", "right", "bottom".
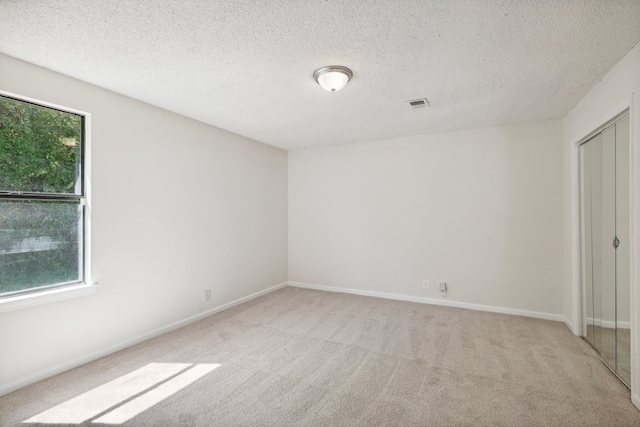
{"left": 615, "top": 116, "right": 630, "bottom": 386}
{"left": 580, "top": 141, "right": 594, "bottom": 347}
{"left": 590, "top": 134, "right": 603, "bottom": 359}
{"left": 600, "top": 125, "right": 616, "bottom": 371}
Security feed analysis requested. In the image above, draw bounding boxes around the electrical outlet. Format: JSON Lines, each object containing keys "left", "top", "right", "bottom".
{"left": 423, "top": 280, "right": 430, "bottom": 290}
{"left": 438, "top": 282, "right": 447, "bottom": 292}
{"left": 205, "top": 290, "right": 211, "bottom": 301}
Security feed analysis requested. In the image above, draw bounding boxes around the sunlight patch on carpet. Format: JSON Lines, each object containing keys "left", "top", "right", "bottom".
{"left": 23, "top": 363, "right": 220, "bottom": 424}
{"left": 92, "top": 364, "right": 219, "bottom": 424}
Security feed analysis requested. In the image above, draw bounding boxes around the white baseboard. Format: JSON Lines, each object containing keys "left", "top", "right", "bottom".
{"left": 0, "top": 281, "right": 288, "bottom": 397}
{"left": 563, "top": 317, "right": 577, "bottom": 335}
{"left": 633, "top": 394, "right": 640, "bottom": 412}
{"left": 288, "top": 282, "right": 566, "bottom": 323}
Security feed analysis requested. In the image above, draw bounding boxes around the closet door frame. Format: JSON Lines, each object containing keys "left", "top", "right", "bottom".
{"left": 571, "top": 95, "right": 637, "bottom": 409}
{"left": 578, "top": 114, "right": 629, "bottom": 385}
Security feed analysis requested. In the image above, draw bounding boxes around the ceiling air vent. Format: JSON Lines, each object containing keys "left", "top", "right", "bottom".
{"left": 408, "top": 98, "right": 430, "bottom": 108}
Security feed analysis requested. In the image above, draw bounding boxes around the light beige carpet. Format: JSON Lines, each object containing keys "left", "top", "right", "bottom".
{"left": 1, "top": 286, "right": 639, "bottom": 426}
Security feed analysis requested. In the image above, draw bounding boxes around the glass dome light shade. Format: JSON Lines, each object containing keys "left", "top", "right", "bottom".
{"left": 313, "top": 66, "right": 353, "bottom": 92}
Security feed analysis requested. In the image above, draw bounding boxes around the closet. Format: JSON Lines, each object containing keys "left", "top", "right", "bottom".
{"left": 579, "top": 113, "right": 630, "bottom": 387}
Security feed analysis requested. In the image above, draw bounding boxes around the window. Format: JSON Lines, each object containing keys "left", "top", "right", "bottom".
{"left": 0, "top": 93, "right": 89, "bottom": 299}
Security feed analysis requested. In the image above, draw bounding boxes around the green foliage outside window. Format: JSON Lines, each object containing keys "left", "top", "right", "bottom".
{"left": 0, "top": 97, "right": 81, "bottom": 193}
{"left": 0, "top": 96, "right": 83, "bottom": 295}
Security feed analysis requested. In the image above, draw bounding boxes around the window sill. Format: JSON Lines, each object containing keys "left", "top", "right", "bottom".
{"left": 0, "top": 283, "right": 97, "bottom": 313}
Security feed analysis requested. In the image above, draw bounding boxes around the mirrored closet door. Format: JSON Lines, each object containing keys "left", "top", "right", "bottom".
{"left": 580, "top": 114, "right": 630, "bottom": 387}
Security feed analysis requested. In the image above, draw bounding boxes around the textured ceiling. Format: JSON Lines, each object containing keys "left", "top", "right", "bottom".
{"left": 1, "top": 1, "right": 640, "bottom": 150}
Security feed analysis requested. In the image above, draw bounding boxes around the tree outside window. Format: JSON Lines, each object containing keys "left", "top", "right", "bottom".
{"left": 0, "top": 95, "right": 85, "bottom": 296}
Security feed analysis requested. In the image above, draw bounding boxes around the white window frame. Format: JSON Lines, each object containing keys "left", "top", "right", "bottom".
{"left": 0, "top": 90, "right": 94, "bottom": 313}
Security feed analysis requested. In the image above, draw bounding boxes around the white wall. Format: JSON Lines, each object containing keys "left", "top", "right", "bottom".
{"left": 289, "top": 121, "right": 564, "bottom": 317}
{"left": 0, "top": 54, "right": 288, "bottom": 395}
{"left": 562, "top": 40, "right": 640, "bottom": 408}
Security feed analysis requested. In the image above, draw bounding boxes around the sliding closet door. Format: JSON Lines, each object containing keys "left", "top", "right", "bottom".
{"left": 580, "top": 114, "right": 630, "bottom": 387}
{"left": 616, "top": 116, "right": 630, "bottom": 385}
{"left": 580, "top": 139, "right": 595, "bottom": 346}
{"left": 583, "top": 132, "right": 613, "bottom": 365}
{"left": 600, "top": 125, "right": 616, "bottom": 370}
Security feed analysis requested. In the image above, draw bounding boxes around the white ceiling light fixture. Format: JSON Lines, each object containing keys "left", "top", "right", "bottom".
{"left": 313, "top": 66, "right": 353, "bottom": 93}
